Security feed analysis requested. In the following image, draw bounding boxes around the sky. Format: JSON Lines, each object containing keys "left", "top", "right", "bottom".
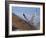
{"left": 12, "top": 7, "right": 40, "bottom": 25}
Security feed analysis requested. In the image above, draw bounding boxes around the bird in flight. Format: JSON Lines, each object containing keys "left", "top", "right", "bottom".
{"left": 23, "top": 13, "right": 28, "bottom": 20}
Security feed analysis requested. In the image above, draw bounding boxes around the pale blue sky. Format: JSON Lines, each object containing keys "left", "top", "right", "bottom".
{"left": 12, "top": 7, "right": 40, "bottom": 24}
